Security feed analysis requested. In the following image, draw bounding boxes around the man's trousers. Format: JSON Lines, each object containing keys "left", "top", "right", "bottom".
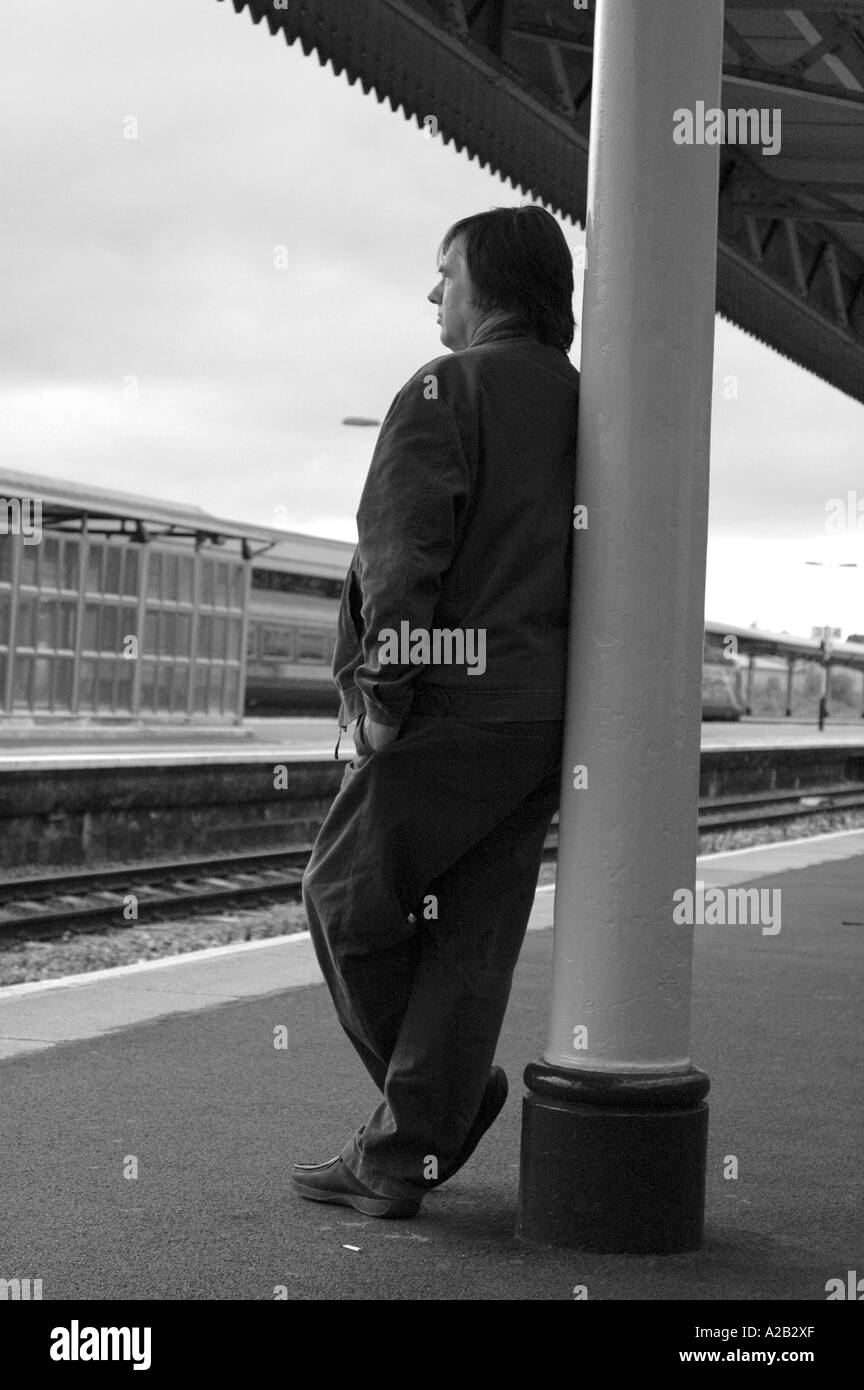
{"left": 301, "top": 711, "right": 564, "bottom": 1200}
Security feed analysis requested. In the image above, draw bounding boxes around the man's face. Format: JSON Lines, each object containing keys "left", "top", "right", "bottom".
{"left": 427, "top": 237, "right": 478, "bottom": 351}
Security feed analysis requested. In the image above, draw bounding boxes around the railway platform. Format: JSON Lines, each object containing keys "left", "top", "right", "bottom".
{"left": 2, "top": 715, "right": 864, "bottom": 771}
{"left": 3, "top": 717, "right": 864, "bottom": 880}
{"left": 0, "top": 830, "right": 861, "bottom": 1301}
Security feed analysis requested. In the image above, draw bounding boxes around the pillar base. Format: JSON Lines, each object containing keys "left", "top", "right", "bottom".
{"left": 516, "top": 1061, "right": 710, "bottom": 1253}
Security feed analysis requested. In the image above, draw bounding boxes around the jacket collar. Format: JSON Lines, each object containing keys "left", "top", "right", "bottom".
{"left": 467, "top": 319, "right": 542, "bottom": 349}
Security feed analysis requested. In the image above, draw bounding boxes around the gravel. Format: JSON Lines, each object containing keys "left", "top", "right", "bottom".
{"left": 0, "top": 899, "right": 309, "bottom": 988}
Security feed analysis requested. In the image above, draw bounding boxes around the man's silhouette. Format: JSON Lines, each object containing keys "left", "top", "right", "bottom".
{"left": 295, "top": 206, "right": 580, "bottom": 1217}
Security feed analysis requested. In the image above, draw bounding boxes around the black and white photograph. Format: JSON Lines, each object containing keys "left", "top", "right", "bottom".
{"left": 1, "top": 0, "right": 862, "bottom": 1350}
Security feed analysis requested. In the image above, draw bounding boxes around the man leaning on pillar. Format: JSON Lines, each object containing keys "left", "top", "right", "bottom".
{"left": 295, "top": 205, "right": 580, "bottom": 1218}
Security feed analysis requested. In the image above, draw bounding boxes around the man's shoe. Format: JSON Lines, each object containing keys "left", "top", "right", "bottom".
{"left": 292, "top": 1157, "right": 422, "bottom": 1219}
{"left": 432, "top": 1065, "right": 509, "bottom": 1187}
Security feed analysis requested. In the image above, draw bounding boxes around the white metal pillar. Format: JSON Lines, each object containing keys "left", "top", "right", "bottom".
{"left": 518, "top": 0, "right": 725, "bottom": 1252}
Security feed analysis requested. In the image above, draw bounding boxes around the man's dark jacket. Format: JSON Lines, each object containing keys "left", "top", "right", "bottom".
{"left": 333, "top": 321, "right": 580, "bottom": 730}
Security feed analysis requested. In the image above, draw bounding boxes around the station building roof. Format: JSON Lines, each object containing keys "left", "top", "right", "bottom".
{"left": 217, "top": 0, "right": 864, "bottom": 405}
{"left": 706, "top": 616, "right": 864, "bottom": 666}
{"left": 0, "top": 467, "right": 352, "bottom": 565}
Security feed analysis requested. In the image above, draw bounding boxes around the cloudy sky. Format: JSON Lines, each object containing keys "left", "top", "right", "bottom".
{"left": 2, "top": 0, "right": 863, "bottom": 637}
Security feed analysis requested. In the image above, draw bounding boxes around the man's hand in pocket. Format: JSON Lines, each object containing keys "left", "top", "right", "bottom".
{"left": 354, "top": 713, "right": 401, "bottom": 757}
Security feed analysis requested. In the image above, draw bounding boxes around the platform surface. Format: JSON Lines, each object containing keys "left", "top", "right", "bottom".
{"left": 2, "top": 715, "right": 864, "bottom": 770}
{"left": 0, "top": 831, "right": 861, "bottom": 1300}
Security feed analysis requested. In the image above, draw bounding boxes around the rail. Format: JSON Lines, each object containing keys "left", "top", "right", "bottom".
{"left": 2, "top": 782, "right": 863, "bottom": 938}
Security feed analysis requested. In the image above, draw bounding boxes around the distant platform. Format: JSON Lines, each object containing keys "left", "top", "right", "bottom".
{"left": 0, "top": 715, "right": 863, "bottom": 772}
{"left": 699, "top": 717, "right": 864, "bottom": 750}
{"left": 0, "top": 717, "right": 343, "bottom": 770}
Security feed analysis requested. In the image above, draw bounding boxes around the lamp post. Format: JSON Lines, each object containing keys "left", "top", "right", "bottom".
{"left": 805, "top": 561, "right": 858, "bottom": 730}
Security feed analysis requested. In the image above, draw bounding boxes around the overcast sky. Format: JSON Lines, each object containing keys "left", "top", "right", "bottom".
{"left": 2, "top": 0, "right": 863, "bottom": 637}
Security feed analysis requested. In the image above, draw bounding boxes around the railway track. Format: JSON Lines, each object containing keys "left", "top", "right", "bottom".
{"left": 1, "top": 784, "right": 863, "bottom": 938}
{"left": 0, "top": 849, "right": 311, "bottom": 937}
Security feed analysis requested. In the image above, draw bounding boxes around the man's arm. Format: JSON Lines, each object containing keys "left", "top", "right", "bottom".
{"left": 354, "top": 373, "right": 471, "bottom": 730}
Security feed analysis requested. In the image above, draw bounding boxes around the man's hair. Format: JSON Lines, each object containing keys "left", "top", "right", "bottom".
{"left": 439, "top": 205, "right": 575, "bottom": 352}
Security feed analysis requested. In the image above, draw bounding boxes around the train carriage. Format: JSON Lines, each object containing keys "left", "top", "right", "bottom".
{"left": 246, "top": 546, "right": 750, "bottom": 720}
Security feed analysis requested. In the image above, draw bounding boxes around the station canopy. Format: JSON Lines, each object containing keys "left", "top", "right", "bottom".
{"left": 218, "top": 0, "right": 864, "bottom": 405}
{"left": 0, "top": 467, "right": 317, "bottom": 557}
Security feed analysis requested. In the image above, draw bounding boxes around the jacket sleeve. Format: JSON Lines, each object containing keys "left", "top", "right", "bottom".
{"left": 353, "top": 375, "right": 471, "bottom": 725}
{"left": 330, "top": 546, "right": 366, "bottom": 727}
